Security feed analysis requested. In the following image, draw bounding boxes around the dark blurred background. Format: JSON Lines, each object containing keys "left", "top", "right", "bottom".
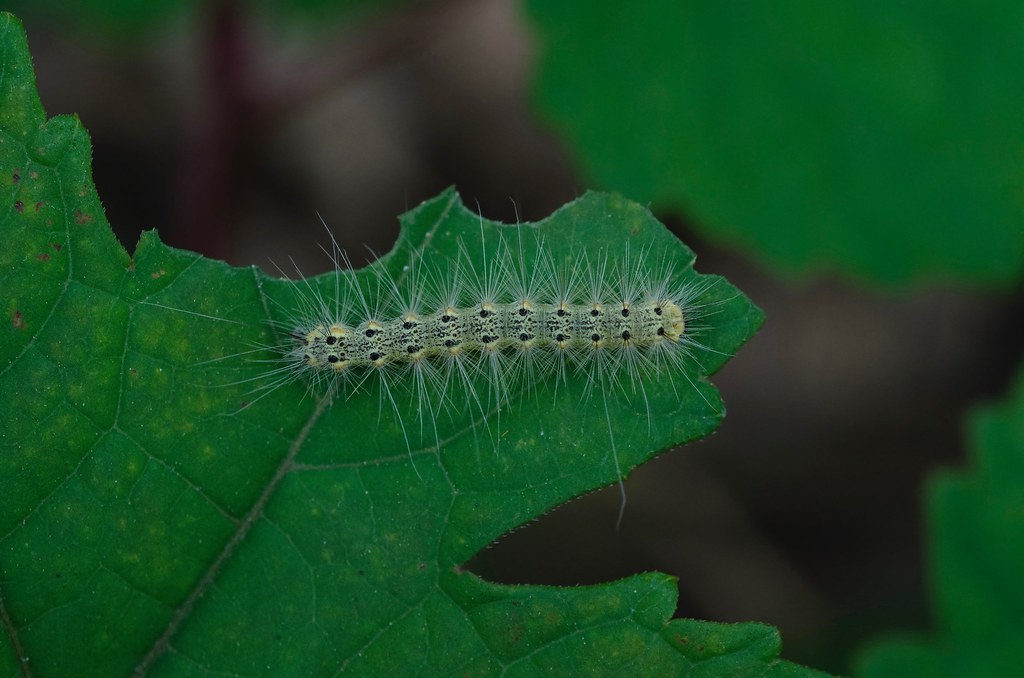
{"left": 14, "top": 1, "right": 1024, "bottom": 673}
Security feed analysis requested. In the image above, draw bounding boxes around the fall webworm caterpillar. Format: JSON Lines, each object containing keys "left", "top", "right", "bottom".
{"left": 139, "top": 190, "right": 737, "bottom": 526}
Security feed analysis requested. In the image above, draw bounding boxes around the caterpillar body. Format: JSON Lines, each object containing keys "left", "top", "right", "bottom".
{"left": 297, "top": 272, "right": 686, "bottom": 376}
{"left": 281, "top": 234, "right": 698, "bottom": 424}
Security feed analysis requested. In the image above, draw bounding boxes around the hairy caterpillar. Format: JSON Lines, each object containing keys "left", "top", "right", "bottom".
{"left": 270, "top": 228, "right": 704, "bottom": 418}
{"left": 138, "top": 190, "right": 745, "bottom": 525}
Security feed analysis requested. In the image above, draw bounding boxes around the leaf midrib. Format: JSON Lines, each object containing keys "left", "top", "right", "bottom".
{"left": 133, "top": 191, "right": 463, "bottom": 674}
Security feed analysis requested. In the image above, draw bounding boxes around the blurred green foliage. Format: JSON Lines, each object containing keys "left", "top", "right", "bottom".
{"left": 857, "top": 363, "right": 1024, "bottom": 676}
{"left": 528, "top": 1, "right": 1024, "bottom": 286}
{"left": 17, "top": 0, "right": 1023, "bottom": 286}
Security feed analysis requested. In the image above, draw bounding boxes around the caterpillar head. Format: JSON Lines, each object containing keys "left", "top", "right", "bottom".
{"left": 659, "top": 301, "right": 686, "bottom": 342}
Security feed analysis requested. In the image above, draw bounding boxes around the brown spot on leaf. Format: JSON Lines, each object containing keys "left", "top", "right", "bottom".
{"left": 151, "top": 269, "right": 167, "bottom": 279}
{"left": 12, "top": 311, "right": 24, "bottom": 329}
{"left": 51, "top": 243, "right": 62, "bottom": 251}
{"left": 36, "top": 253, "right": 50, "bottom": 262}
{"left": 35, "top": 201, "right": 44, "bottom": 212}
{"left": 14, "top": 200, "right": 24, "bottom": 212}
{"left": 30, "top": 171, "right": 39, "bottom": 180}
{"left": 129, "top": 367, "right": 139, "bottom": 377}
{"left": 12, "top": 169, "right": 21, "bottom": 183}
{"left": 74, "top": 210, "right": 93, "bottom": 225}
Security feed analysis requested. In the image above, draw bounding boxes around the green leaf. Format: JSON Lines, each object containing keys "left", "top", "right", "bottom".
{"left": 526, "top": 1, "right": 1024, "bottom": 286}
{"left": 856, "top": 362, "right": 1024, "bottom": 677}
{"left": 0, "top": 12, "right": 820, "bottom": 676}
